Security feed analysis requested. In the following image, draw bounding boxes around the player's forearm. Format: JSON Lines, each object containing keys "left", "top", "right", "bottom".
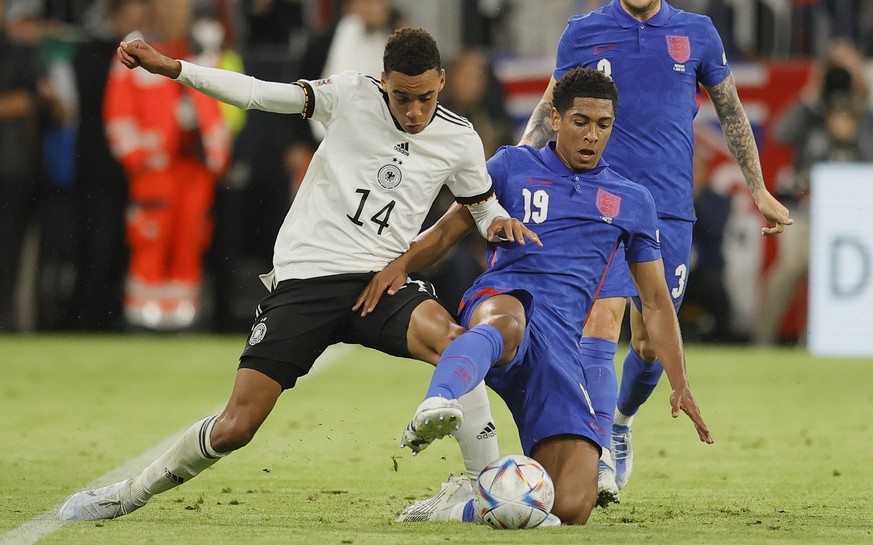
{"left": 630, "top": 260, "right": 689, "bottom": 389}
{"left": 176, "top": 60, "right": 306, "bottom": 114}
{"left": 518, "top": 99, "right": 556, "bottom": 147}
{"left": 642, "top": 303, "right": 689, "bottom": 390}
{"left": 707, "top": 75, "right": 767, "bottom": 195}
{"left": 402, "top": 204, "right": 474, "bottom": 273}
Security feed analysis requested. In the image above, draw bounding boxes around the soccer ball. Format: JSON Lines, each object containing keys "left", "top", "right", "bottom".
{"left": 474, "top": 454, "right": 555, "bottom": 529}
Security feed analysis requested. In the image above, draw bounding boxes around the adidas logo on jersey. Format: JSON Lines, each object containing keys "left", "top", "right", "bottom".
{"left": 477, "top": 421, "right": 497, "bottom": 440}
{"left": 394, "top": 142, "right": 409, "bottom": 156}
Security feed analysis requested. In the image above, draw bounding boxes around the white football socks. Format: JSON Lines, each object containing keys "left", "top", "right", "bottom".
{"left": 129, "top": 415, "right": 227, "bottom": 505}
{"left": 454, "top": 381, "right": 500, "bottom": 480}
{"left": 600, "top": 448, "right": 614, "bottom": 468}
{"left": 613, "top": 410, "right": 635, "bottom": 427}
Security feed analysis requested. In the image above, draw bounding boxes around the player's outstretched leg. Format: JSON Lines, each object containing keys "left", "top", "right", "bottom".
{"left": 401, "top": 396, "right": 464, "bottom": 454}
{"left": 59, "top": 415, "right": 225, "bottom": 521}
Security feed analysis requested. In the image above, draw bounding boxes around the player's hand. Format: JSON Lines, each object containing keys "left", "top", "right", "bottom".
{"left": 117, "top": 37, "right": 182, "bottom": 79}
{"left": 487, "top": 217, "right": 543, "bottom": 247}
{"left": 670, "top": 385, "right": 714, "bottom": 444}
{"left": 752, "top": 189, "right": 794, "bottom": 236}
{"left": 353, "top": 260, "right": 409, "bottom": 317}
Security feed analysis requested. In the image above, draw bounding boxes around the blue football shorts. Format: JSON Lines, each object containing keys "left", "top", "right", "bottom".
{"left": 459, "top": 286, "right": 601, "bottom": 456}
{"left": 597, "top": 217, "right": 694, "bottom": 311}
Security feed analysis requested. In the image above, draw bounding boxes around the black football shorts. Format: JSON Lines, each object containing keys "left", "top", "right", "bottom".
{"left": 238, "top": 272, "right": 438, "bottom": 390}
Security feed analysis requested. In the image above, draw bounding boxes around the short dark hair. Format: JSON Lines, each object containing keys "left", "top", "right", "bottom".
{"left": 383, "top": 27, "right": 441, "bottom": 76}
{"left": 552, "top": 67, "right": 618, "bottom": 114}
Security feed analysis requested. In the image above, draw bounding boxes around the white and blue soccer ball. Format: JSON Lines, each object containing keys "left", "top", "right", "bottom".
{"left": 474, "top": 454, "right": 555, "bottom": 529}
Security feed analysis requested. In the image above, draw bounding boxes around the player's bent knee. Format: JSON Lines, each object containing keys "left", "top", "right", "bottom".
{"left": 632, "top": 337, "right": 658, "bottom": 362}
{"left": 482, "top": 314, "right": 524, "bottom": 358}
{"left": 551, "top": 489, "right": 596, "bottom": 525}
{"left": 408, "top": 300, "right": 464, "bottom": 361}
{"left": 445, "top": 321, "right": 465, "bottom": 343}
{"left": 210, "top": 416, "right": 261, "bottom": 453}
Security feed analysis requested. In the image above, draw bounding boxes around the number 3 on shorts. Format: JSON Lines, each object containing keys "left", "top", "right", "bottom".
{"left": 671, "top": 263, "right": 687, "bottom": 300}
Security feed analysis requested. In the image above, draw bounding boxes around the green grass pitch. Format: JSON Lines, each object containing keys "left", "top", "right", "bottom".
{"left": 1, "top": 335, "right": 872, "bottom": 544}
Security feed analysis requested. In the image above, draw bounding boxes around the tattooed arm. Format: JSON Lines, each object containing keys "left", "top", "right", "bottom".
{"left": 519, "top": 77, "right": 558, "bottom": 147}
{"left": 706, "top": 74, "right": 794, "bottom": 236}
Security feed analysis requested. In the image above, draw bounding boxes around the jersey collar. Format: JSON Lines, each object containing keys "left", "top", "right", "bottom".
{"left": 540, "top": 142, "right": 609, "bottom": 177}
{"left": 379, "top": 86, "right": 439, "bottom": 134}
{"left": 610, "top": 0, "right": 675, "bottom": 28}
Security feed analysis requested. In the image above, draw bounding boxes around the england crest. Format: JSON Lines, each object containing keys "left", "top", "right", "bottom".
{"left": 666, "top": 35, "right": 691, "bottom": 64}
{"left": 596, "top": 188, "right": 622, "bottom": 218}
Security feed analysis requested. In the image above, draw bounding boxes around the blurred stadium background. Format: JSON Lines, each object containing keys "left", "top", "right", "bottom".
{"left": 0, "top": 0, "right": 870, "bottom": 356}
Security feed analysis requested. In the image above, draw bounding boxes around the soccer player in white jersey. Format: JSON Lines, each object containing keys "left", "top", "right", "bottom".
{"left": 59, "top": 28, "right": 540, "bottom": 522}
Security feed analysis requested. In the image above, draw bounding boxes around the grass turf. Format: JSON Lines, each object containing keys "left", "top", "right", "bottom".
{"left": 1, "top": 335, "right": 872, "bottom": 544}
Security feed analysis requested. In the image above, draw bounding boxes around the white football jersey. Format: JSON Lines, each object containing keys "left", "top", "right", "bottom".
{"left": 269, "top": 71, "right": 493, "bottom": 283}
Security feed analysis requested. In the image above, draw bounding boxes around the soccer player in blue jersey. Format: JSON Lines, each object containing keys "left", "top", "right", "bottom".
{"left": 356, "top": 67, "right": 712, "bottom": 526}
{"left": 519, "top": 0, "right": 793, "bottom": 504}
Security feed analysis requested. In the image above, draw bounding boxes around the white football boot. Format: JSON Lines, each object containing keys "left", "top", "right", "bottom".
{"left": 59, "top": 478, "right": 143, "bottom": 521}
{"left": 396, "top": 474, "right": 473, "bottom": 522}
{"left": 400, "top": 397, "right": 464, "bottom": 455}
{"left": 596, "top": 457, "right": 621, "bottom": 508}
{"left": 538, "top": 513, "right": 562, "bottom": 527}
{"left": 612, "top": 423, "right": 634, "bottom": 489}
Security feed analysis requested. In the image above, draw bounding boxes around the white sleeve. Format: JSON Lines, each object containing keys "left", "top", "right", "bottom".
{"left": 446, "top": 132, "right": 509, "bottom": 239}
{"left": 175, "top": 59, "right": 306, "bottom": 114}
{"left": 468, "top": 197, "right": 511, "bottom": 239}
{"left": 445, "top": 131, "right": 493, "bottom": 200}
{"left": 306, "top": 71, "right": 362, "bottom": 126}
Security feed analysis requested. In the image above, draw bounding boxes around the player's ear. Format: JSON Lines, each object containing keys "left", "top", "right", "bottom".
{"left": 438, "top": 68, "right": 446, "bottom": 92}
{"left": 380, "top": 71, "right": 387, "bottom": 88}
{"left": 550, "top": 107, "right": 562, "bottom": 132}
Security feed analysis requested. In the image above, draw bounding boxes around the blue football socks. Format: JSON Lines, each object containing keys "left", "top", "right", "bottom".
{"left": 425, "top": 324, "right": 504, "bottom": 400}
{"left": 616, "top": 347, "right": 664, "bottom": 417}
{"left": 580, "top": 337, "right": 618, "bottom": 448}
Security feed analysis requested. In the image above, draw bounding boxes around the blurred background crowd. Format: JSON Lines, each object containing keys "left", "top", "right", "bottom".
{"left": 0, "top": 0, "right": 871, "bottom": 345}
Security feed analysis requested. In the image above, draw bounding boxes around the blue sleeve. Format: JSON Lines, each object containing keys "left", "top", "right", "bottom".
{"left": 697, "top": 17, "right": 731, "bottom": 88}
{"left": 625, "top": 189, "right": 661, "bottom": 264}
{"left": 553, "top": 19, "right": 576, "bottom": 81}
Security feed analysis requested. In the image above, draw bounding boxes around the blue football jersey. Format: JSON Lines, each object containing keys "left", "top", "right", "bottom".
{"left": 465, "top": 144, "right": 661, "bottom": 341}
{"left": 554, "top": 0, "right": 731, "bottom": 221}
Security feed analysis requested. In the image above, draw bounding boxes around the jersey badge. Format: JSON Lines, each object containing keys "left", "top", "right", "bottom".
{"left": 666, "top": 35, "right": 691, "bottom": 63}
{"left": 394, "top": 142, "right": 410, "bottom": 156}
{"left": 596, "top": 188, "right": 622, "bottom": 219}
{"left": 313, "top": 77, "right": 333, "bottom": 87}
{"left": 377, "top": 164, "right": 403, "bottom": 189}
{"left": 248, "top": 322, "right": 267, "bottom": 346}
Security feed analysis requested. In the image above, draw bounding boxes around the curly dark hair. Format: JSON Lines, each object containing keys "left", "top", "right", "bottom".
{"left": 383, "top": 27, "right": 441, "bottom": 76}
{"left": 552, "top": 67, "right": 618, "bottom": 114}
